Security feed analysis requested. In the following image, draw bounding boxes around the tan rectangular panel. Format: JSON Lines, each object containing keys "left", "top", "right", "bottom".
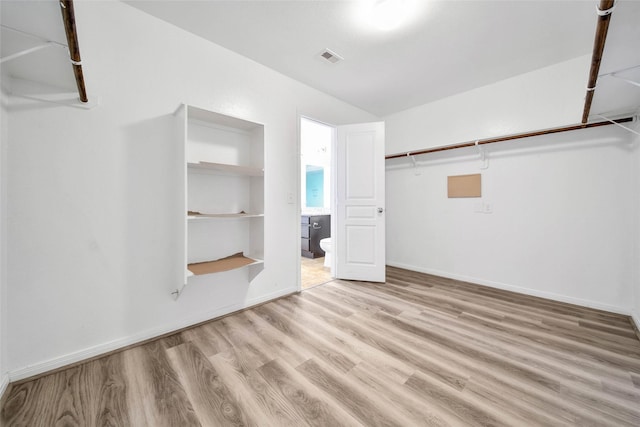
{"left": 448, "top": 174, "right": 481, "bottom": 198}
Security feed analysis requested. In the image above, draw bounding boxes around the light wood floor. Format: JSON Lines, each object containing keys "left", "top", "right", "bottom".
{"left": 2, "top": 267, "right": 640, "bottom": 426}
{"left": 301, "top": 256, "right": 332, "bottom": 290}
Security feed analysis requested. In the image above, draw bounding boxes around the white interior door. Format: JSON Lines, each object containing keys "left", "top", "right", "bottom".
{"left": 335, "top": 122, "right": 385, "bottom": 282}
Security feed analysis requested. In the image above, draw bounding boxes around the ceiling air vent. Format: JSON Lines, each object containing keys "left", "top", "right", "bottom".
{"left": 320, "top": 49, "right": 343, "bottom": 64}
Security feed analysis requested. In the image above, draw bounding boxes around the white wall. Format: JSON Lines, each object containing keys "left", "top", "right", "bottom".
{"left": 0, "top": 77, "right": 8, "bottom": 393}
{"left": 634, "top": 120, "right": 640, "bottom": 329}
{"left": 385, "top": 58, "right": 639, "bottom": 314}
{"left": 385, "top": 55, "right": 589, "bottom": 155}
{"left": 4, "top": 1, "right": 376, "bottom": 378}
{"left": 386, "top": 126, "right": 636, "bottom": 312}
{"left": 0, "top": 2, "right": 5, "bottom": 396}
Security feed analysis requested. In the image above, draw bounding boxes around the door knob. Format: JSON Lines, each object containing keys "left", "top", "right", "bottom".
{"left": 378, "top": 207, "right": 384, "bottom": 213}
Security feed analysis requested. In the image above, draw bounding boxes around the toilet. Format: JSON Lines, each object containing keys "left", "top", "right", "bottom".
{"left": 319, "top": 238, "right": 332, "bottom": 268}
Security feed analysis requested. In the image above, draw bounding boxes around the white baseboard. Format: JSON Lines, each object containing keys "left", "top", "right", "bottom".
{"left": 8, "top": 287, "right": 298, "bottom": 382}
{"left": 631, "top": 311, "right": 640, "bottom": 338}
{"left": 7, "top": 272, "right": 637, "bottom": 382}
{"left": 386, "top": 261, "right": 630, "bottom": 315}
{"left": 0, "top": 373, "right": 9, "bottom": 400}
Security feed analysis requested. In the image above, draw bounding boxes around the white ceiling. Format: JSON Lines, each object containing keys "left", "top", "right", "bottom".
{"left": 1, "top": 1, "right": 639, "bottom": 120}
{"left": 125, "top": 0, "right": 601, "bottom": 117}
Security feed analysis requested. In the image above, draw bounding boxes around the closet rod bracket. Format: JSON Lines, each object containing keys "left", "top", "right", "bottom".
{"left": 476, "top": 141, "right": 489, "bottom": 169}
{"left": 596, "top": 3, "right": 616, "bottom": 16}
{"left": 406, "top": 153, "right": 421, "bottom": 175}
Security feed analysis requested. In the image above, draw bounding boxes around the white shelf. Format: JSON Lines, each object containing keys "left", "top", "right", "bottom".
{"left": 188, "top": 213, "right": 264, "bottom": 220}
{"left": 188, "top": 162, "right": 263, "bottom": 177}
{"left": 187, "top": 105, "right": 262, "bottom": 131}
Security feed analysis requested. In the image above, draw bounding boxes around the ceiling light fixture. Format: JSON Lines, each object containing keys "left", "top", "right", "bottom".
{"left": 366, "top": 0, "right": 413, "bottom": 31}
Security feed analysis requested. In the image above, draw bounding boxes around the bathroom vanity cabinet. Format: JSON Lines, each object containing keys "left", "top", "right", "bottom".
{"left": 301, "top": 215, "right": 330, "bottom": 258}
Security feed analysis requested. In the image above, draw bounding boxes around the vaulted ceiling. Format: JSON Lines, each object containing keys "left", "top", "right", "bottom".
{"left": 2, "top": 1, "right": 640, "bottom": 119}
{"left": 125, "top": 0, "right": 606, "bottom": 117}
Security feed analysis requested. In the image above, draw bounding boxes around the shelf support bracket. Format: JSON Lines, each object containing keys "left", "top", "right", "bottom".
{"left": 0, "top": 42, "right": 58, "bottom": 64}
{"left": 599, "top": 64, "right": 640, "bottom": 88}
{"left": 594, "top": 114, "right": 640, "bottom": 137}
{"left": 608, "top": 73, "right": 640, "bottom": 89}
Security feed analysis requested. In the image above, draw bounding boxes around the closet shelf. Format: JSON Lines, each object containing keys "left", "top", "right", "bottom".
{"left": 187, "top": 252, "right": 264, "bottom": 276}
{"left": 188, "top": 212, "right": 264, "bottom": 220}
{"left": 187, "top": 161, "right": 264, "bottom": 177}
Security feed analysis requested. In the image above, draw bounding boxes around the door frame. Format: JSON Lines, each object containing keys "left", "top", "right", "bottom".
{"left": 297, "top": 114, "right": 337, "bottom": 291}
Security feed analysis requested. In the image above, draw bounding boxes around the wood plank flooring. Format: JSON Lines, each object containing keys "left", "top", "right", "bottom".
{"left": 2, "top": 266, "right": 640, "bottom": 426}
{"left": 301, "top": 256, "right": 332, "bottom": 290}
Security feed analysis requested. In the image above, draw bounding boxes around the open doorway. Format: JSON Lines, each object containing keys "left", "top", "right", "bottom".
{"left": 300, "top": 117, "right": 334, "bottom": 290}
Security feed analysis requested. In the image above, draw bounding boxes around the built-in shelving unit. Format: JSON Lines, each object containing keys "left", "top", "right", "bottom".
{"left": 176, "top": 104, "right": 264, "bottom": 295}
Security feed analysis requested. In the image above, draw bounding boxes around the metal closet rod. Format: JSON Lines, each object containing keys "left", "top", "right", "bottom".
{"left": 59, "top": 0, "right": 88, "bottom": 103}
{"left": 384, "top": 116, "right": 635, "bottom": 160}
{"left": 581, "top": 0, "right": 616, "bottom": 124}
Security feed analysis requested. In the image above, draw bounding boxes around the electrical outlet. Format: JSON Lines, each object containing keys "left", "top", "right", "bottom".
{"left": 287, "top": 192, "right": 294, "bottom": 204}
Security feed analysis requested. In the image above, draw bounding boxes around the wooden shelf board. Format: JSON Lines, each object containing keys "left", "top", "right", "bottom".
{"left": 187, "top": 162, "right": 263, "bottom": 176}
{"left": 187, "top": 253, "right": 263, "bottom": 276}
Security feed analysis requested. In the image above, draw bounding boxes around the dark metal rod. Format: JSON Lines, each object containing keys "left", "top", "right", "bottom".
{"left": 581, "top": 0, "right": 615, "bottom": 123}
{"left": 386, "top": 0, "right": 622, "bottom": 161}
{"left": 385, "top": 117, "right": 634, "bottom": 160}
{"left": 59, "top": 0, "right": 88, "bottom": 103}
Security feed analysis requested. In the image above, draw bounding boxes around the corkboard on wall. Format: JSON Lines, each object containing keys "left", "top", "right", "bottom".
{"left": 448, "top": 174, "right": 481, "bottom": 198}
